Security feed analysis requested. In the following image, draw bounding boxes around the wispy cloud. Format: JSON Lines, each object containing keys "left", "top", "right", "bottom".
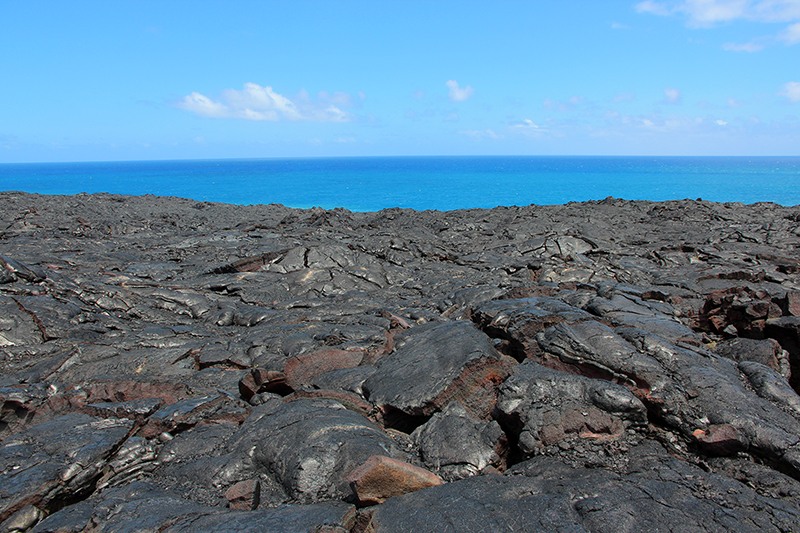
{"left": 458, "top": 128, "right": 501, "bottom": 139}
{"left": 637, "top": 0, "right": 800, "bottom": 26}
{"left": 635, "top": 1, "right": 672, "bottom": 16}
{"left": 664, "top": 87, "right": 682, "bottom": 104}
{"left": 780, "top": 81, "right": 800, "bottom": 102}
{"left": 446, "top": 80, "right": 475, "bottom": 102}
{"left": 723, "top": 40, "right": 766, "bottom": 51}
{"left": 176, "top": 83, "right": 355, "bottom": 122}
{"left": 509, "top": 119, "right": 548, "bottom": 136}
{"left": 635, "top": 1, "right": 800, "bottom": 50}
{"left": 778, "top": 21, "right": 800, "bottom": 42}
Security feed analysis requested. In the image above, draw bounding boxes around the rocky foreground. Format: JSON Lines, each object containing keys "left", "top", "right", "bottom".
{"left": 2, "top": 191, "right": 800, "bottom": 532}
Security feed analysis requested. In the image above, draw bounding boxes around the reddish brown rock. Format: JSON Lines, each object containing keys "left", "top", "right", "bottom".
{"left": 347, "top": 455, "right": 442, "bottom": 505}
{"left": 238, "top": 369, "right": 293, "bottom": 401}
{"left": 225, "top": 478, "right": 261, "bottom": 510}
{"left": 701, "top": 287, "right": 782, "bottom": 337}
{"left": 283, "top": 348, "right": 364, "bottom": 390}
{"left": 693, "top": 424, "right": 745, "bottom": 456}
{"left": 774, "top": 291, "right": 800, "bottom": 317}
{"left": 82, "top": 379, "right": 190, "bottom": 406}
{"left": 287, "top": 389, "right": 377, "bottom": 423}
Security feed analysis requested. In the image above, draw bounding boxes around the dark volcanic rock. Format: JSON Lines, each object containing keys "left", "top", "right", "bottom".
{"left": 412, "top": 403, "right": 506, "bottom": 479}
{"left": 495, "top": 360, "right": 647, "bottom": 457}
{"left": 3, "top": 192, "right": 800, "bottom": 531}
{"left": 365, "top": 441, "right": 800, "bottom": 533}
{"left": 29, "top": 481, "right": 357, "bottom": 533}
{"left": 0, "top": 413, "right": 133, "bottom": 523}
{"left": 245, "top": 398, "right": 403, "bottom": 503}
{"left": 362, "top": 321, "right": 515, "bottom": 427}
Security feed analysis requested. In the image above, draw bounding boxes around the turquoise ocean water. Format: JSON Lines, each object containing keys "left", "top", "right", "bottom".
{"left": 1, "top": 156, "right": 798, "bottom": 212}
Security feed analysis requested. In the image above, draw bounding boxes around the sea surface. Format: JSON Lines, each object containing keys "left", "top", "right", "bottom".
{"left": 1, "top": 156, "right": 798, "bottom": 212}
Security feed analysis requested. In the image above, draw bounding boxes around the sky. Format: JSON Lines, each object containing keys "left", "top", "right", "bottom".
{"left": 1, "top": 0, "right": 799, "bottom": 162}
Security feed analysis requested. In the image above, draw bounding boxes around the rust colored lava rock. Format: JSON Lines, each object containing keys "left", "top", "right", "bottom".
{"left": 694, "top": 424, "right": 746, "bottom": 456}
{"left": 283, "top": 347, "right": 364, "bottom": 390}
{"left": 225, "top": 478, "right": 261, "bottom": 510}
{"left": 238, "top": 369, "right": 293, "bottom": 401}
{"left": 348, "top": 455, "right": 442, "bottom": 505}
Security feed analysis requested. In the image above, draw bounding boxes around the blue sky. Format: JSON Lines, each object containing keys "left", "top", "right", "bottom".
{"left": 1, "top": 0, "right": 799, "bottom": 162}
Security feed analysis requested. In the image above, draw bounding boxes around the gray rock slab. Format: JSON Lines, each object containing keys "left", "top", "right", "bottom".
{"left": 363, "top": 321, "right": 515, "bottom": 421}
{"left": 0, "top": 295, "right": 43, "bottom": 346}
{"left": 247, "top": 398, "right": 403, "bottom": 502}
{"left": 472, "top": 297, "right": 594, "bottom": 359}
{"left": 0, "top": 413, "right": 133, "bottom": 523}
{"left": 412, "top": 403, "right": 505, "bottom": 479}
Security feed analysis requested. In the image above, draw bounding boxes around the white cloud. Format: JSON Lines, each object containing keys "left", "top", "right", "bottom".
{"left": 635, "top": 0, "right": 800, "bottom": 48}
{"left": 511, "top": 119, "right": 541, "bottom": 129}
{"left": 446, "top": 80, "right": 475, "bottom": 102}
{"left": 178, "top": 92, "right": 231, "bottom": 118}
{"left": 723, "top": 40, "right": 766, "bottom": 51}
{"left": 458, "top": 128, "right": 502, "bottom": 139}
{"left": 176, "top": 83, "right": 355, "bottom": 122}
{"left": 680, "top": 0, "right": 751, "bottom": 28}
{"left": 509, "top": 119, "right": 548, "bottom": 136}
{"left": 716, "top": 119, "right": 729, "bottom": 125}
{"left": 635, "top": 1, "right": 672, "bottom": 16}
{"left": 778, "top": 21, "right": 800, "bottom": 42}
{"left": 637, "top": 0, "right": 800, "bottom": 26}
{"left": 727, "top": 97, "right": 744, "bottom": 107}
{"left": 779, "top": 81, "right": 800, "bottom": 102}
{"left": 664, "top": 87, "right": 682, "bottom": 103}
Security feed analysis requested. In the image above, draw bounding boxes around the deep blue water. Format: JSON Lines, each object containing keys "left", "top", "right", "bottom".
{"left": 1, "top": 156, "right": 798, "bottom": 212}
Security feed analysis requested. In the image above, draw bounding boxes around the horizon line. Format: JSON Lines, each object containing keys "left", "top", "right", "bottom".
{"left": 3, "top": 154, "right": 800, "bottom": 166}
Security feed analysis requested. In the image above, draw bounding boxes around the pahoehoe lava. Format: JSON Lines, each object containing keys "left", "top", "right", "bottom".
{"left": 2, "top": 191, "right": 800, "bottom": 532}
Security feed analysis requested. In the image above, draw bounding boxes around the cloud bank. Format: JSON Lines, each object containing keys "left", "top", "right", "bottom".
{"left": 176, "top": 83, "right": 355, "bottom": 122}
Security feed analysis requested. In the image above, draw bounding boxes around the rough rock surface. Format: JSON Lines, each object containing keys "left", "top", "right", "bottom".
{"left": 2, "top": 191, "right": 800, "bottom": 532}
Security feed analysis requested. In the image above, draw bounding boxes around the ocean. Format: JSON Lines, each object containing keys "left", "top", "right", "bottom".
{"left": 1, "top": 156, "right": 798, "bottom": 212}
